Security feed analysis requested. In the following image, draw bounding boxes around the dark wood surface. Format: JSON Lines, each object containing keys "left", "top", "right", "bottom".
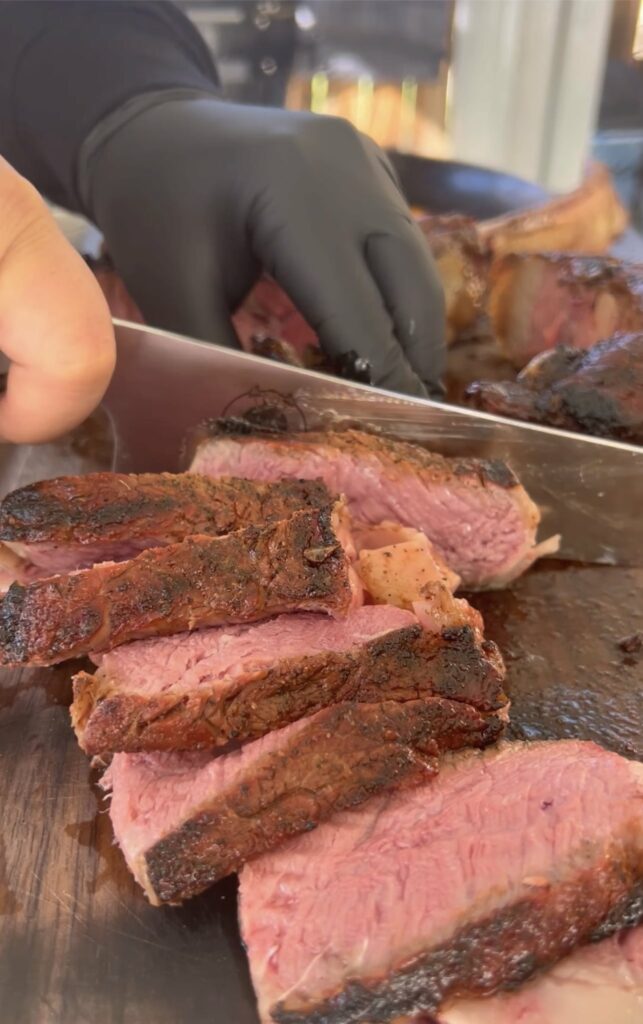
{"left": 0, "top": 562, "right": 641, "bottom": 1023}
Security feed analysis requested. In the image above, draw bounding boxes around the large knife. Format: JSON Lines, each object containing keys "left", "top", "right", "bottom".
{"left": 0, "top": 318, "right": 636, "bottom": 567}
{"left": 94, "top": 320, "right": 643, "bottom": 568}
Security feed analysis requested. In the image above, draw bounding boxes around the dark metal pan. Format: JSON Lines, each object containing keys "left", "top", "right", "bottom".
{"left": 387, "top": 151, "right": 549, "bottom": 218}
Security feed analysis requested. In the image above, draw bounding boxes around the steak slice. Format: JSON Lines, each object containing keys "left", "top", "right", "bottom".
{"left": 239, "top": 740, "right": 643, "bottom": 1024}
{"left": 190, "top": 428, "right": 558, "bottom": 589}
{"left": 0, "top": 504, "right": 359, "bottom": 667}
{"left": 104, "top": 698, "right": 503, "bottom": 905}
{"left": 71, "top": 606, "right": 507, "bottom": 755}
{"left": 441, "top": 925, "right": 643, "bottom": 1024}
{"left": 0, "top": 472, "right": 330, "bottom": 580}
{"left": 467, "top": 333, "right": 643, "bottom": 444}
{"left": 489, "top": 252, "right": 643, "bottom": 369}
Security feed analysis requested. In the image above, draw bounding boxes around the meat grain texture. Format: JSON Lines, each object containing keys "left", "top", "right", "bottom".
{"left": 191, "top": 428, "right": 558, "bottom": 589}
{"left": 239, "top": 740, "right": 643, "bottom": 1023}
{"left": 0, "top": 505, "right": 359, "bottom": 666}
{"left": 72, "top": 606, "right": 506, "bottom": 755}
{"left": 442, "top": 925, "right": 643, "bottom": 1024}
{"left": 105, "top": 698, "right": 502, "bottom": 904}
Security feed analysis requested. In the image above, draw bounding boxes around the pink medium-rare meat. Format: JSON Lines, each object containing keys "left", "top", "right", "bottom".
{"left": 71, "top": 605, "right": 507, "bottom": 755}
{"left": 0, "top": 504, "right": 360, "bottom": 667}
{"left": 441, "top": 926, "right": 643, "bottom": 1024}
{"left": 105, "top": 698, "right": 503, "bottom": 905}
{"left": 239, "top": 740, "right": 643, "bottom": 1024}
{"left": 0, "top": 472, "right": 330, "bottom": 582}
{"left": 490, "top": 253, "right": 643, "bottom": 368}
{"left": 191, "top": 428, "right": 558, "bottom": 589}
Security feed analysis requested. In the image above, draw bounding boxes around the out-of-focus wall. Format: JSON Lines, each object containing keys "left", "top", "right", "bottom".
{"left": 449, "top": 0, "right": 613, "bottom": 192}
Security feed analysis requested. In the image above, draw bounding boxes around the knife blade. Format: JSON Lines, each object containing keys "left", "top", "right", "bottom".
{"left": 101, "top": 319, "right": 643, "bottom": 567}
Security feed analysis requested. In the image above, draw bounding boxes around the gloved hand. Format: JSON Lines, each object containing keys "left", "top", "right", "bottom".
{"left": 79, "top": 98, "right": 445, "bottom": 397}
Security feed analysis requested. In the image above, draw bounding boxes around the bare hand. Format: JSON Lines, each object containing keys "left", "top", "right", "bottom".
{"left": 0, "top": 158, "right": 115, "bottom": 443}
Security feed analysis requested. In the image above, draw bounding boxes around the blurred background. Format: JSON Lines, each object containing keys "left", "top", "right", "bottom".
{"left": 175, "top": 0, "right": 643, "bottom": 230}
{"left": 47, "top": 1, "right": 643, "bottom": 448}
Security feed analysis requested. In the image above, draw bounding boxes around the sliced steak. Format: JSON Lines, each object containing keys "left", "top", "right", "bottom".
{"left": 0, "top": 505, "right": 359, "bottom": 667}
{"left": 105, "top": 698, "right": 503, "bottom": 905}
{"left": 467, "top": 333, "right": 643, "bottom": 444}
{"left": 0, "top": 472, "right": 330, "bottom": 580}
{"left": 191, "top": 427, "right": 558, "bottom": 589}
{"left": 239, "top": 740, "right": 643, "bottom": 1024}
{"left": 441, "top": 926, "right": 643, "bottom": 1024}
{"left": 71, "top": 606, "right": 507, "bottom": 755}
{"left": 489, "top": 253, "right": 643, "bottom": 368}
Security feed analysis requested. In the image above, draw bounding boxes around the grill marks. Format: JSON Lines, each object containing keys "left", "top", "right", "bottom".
{"left": 0, "top": 506, "right": 356, "bottom": 666}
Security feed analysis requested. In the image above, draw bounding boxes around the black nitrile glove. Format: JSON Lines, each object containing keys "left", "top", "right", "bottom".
{"left": 79, "top": 97, "right": 446, "bottom": 397}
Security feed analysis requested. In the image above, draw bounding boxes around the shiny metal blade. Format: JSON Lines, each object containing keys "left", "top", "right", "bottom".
{"left": 102, "top": 320, "right": 643, "bottom": 567}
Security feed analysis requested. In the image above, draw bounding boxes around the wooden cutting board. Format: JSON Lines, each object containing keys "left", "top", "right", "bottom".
{"left": 0, "top": 562, "right": 641, "bottom": 1023}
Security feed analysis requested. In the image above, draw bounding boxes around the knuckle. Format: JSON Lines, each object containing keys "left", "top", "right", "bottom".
{"left": 267, "top": 112, "right": 360, "bottom": 160}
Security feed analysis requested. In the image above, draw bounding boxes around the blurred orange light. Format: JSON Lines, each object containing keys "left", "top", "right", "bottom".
{"left": 634, "top": 0, "right": 643, "bottom": 59}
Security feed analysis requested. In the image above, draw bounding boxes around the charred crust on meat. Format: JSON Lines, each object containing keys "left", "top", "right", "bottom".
{"left": 589, "top": 881, "right": 643, "bottom": 939}
{"left": 494, "top": 252, "right": 643, "bottom": 295}
{"left": 0, "top": 583, "right": 28, "bottom": 662}
{"left": 0, "top": 506, "right": 353, "bottom": 666}
{"left": 271, "top": 857, "right": 643, "bottom": 1023}
{"left": 0, "top": 474, "right": 331, "bottom": 545}
{"left": 554, "top": 387, "right": 624, "bottom": 439}
{"left": 138, "top": 700, "right": 501, "bottom": 903}
{"left": 451, "top": 458, "right": 517, "bottom": 489}
{"left": 0, "top": 579, "right": 105, "bottom": 666}
{"left": 200, "top": 426, "right": 520, "bottom": 491}
{"left": 469, "top": 332, "right": 643, "bottom": 443}
{"left": 72, "top": 622, "right": 506, "bottom": 755}
{"left": 218, "top": 387, "right": 309, "bottom": 433}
